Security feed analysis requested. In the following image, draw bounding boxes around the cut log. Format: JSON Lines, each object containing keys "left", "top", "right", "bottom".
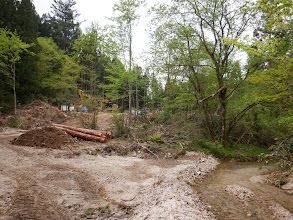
{"left": 63, "top": 128, "right": 107, "bottom": 143}
{"left": 54, "top": 124, "right": 105, "bottom": 137}
{"left": 53, "top": 124, "right": 114, "bottom": 139}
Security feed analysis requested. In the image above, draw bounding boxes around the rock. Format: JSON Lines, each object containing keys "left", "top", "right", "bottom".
{"left": 224, "top": 184, "right": 254, "bottom": 202}
{"left": 281, "top": 182, "right": 293, "bottom": 190}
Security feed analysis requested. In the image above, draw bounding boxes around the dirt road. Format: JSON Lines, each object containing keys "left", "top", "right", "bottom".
{"left": 0, "top": 128, "right": 218, "bottom": 219}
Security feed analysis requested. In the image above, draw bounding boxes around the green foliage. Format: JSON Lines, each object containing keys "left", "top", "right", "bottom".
{"left": 0, "top": 0, "right": 39, "bottom": 44}
{"left": 147, "top": 134, "right": 163, "bottom": 143}
{"left": 80, "top": 97, "right": 99, "bottom": 130}
{"left": 191, "top": 139, "right": 269, "bottom": 161}
{"left": 150, "top": 0, "right": 260, "bottom": 145}
{"left": 73, "top": 23, "right": 117, "bottom": 98}
{"left": 5, "top": 116, "right": 22, "bottom": 128}
{"left": 48, "top": 0, "right": 80, "bottom": 54}
{"left": 259, "top": 138, "right": 293, "bottom": 171}
{"left": 80, "top": 208, "right": 95, "bottom": 218}
{"left": 36, "top": 37, "right": 79, "bottom": 104}
{"left": 0, "top": 28, "right": 33, "bottom": 113}
{"left": 0, "top": 29, "right": 32, "bottom": 65}
{"left": 16, "top": 0, "right": 39, "bottom": 43}
{"left": 111, "top": 114, "right": 130, "bottom": 138}
{"left": 98, "top": 205, "right": 111, "bottom": 216}
{"left": 153, "top": 112, "right": 171, "bottom": 124}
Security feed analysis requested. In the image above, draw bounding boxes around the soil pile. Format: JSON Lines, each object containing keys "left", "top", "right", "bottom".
{"left": 16, "top": 100, "right": 70, "bottom": 129}
{"left": 11, "top": 126, "right": 74, "bottom": 149}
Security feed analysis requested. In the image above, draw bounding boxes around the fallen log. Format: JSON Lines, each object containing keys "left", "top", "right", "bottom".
{"left": 53, "top": 124, "right": 114, "bottom": 139}
{"left": 60, "top": 128, "right": 107, "bottom": 143}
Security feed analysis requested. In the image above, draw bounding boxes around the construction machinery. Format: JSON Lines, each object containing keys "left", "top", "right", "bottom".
{"left": 78, "top": 90, "right": 118, "bottom": 111}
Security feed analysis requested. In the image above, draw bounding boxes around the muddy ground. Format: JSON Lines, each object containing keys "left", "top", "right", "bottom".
{"left": 0, "top": 124, "right": 218, "bottom": 220}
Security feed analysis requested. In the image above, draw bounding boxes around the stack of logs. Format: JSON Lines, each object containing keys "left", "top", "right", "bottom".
{"left": 53, "top": 124, "right": 114, "bottom": 143}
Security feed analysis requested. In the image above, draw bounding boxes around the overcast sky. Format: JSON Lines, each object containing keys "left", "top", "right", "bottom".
{"left": 32, "top": 0, "right": 159, "bottom": 66}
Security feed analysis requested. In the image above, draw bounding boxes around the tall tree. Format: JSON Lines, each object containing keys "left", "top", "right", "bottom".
{"left": 49, "top": 0, "right": 80, "bottom": 54}
{"left": 0, "top": 0, "right": 17, "bottom": 30}
{"left": 111, "top": 0, "right": 145, "bottom": 112}
{"left": 0, "top": 29, "right": 32, "bottom": 114}
{"left": 16, "top": 0, "right": 39, "bottom": 43}
{"left": 36, "top": 37, "right": 79, "bottom": 104}
{"left": 151, "top": 0, "right": 259, "bottom": 145}
{"left": 0, "top": 0, "right": 39, "bottom": 43}
{"left": 73, "top": 23, "right": 117, "bottom": 98}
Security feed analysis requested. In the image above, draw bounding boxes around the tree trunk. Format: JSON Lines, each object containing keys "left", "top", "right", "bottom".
{"left": 13, "top": 60, "right": 16, "bottom": 115}
{"left": 186, "top": 37, "right": 216, "bottom": 141}
{"left": 128, "top": 20, "right": 132, "bottom": 115}
{"left": 136, "top": 80, "right": 139, "bottom": 110}
{"left": 129, "top": 82, "right": 132, "bottom": 113}
{"left": 219, "top": 87, "right": 228, "bottom": 146}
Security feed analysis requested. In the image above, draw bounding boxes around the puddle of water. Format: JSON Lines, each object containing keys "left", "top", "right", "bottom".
{"left": 194, "top": 162, "right": 293, "bottom": 220}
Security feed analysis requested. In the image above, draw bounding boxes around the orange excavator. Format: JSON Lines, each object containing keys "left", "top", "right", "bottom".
{"left": 78, "top": 90, "right": 118, "bottom": 111}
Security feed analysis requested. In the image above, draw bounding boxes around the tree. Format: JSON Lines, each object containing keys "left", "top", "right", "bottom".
{"left": 0, "top": 0, "right": 39, "bottom": 43}
{"left": 16, "top": 0, "right": 39, "bottom": 43}
{"left": 241, "top": 0, "right": 293, "bottom": 107}
{"left": 36, "top": 37, "right": 79, "bottom": 104}
{"left": 0, "top": 0, "right": 17, "bottom": 30}
{"left": 49, "top": 0, "right": 80, "bottom": 54}
{"left": 151, "top": 0, "right": 259, "bottom": 145}
{"left": 73, "top": 23, "right": 106, "bottom": 96}
{"left": 73, "top": 23, "right": 118, "bottom": 99}
{"left": 0, "top": 29, "right": 32, "bottom": 114}
{"left": 240, "top": 0, "right": 293, "bottom": 141}
{"left": 111, "top": 0, "right": 145, "bottom": 113}
{"left": 105, "top": 58, "right": 130, "bottom": 111}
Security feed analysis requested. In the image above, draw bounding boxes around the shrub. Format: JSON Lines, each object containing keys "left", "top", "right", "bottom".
{"left": 111, "top": 114, "right": 129, "bottom": 138}
{"left": 5, "top": 116, "right": 27, "bottom": 129}
{"left": 259, "top": 138, "right": 293, "bottom": 171}
{"left": 148, "top": 134, "right": 163, "bottom": 143}
{"left": 79, "top": 113, "right": 98, "bottom": 130}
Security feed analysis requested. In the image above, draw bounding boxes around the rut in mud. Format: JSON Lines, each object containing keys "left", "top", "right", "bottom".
{"left": 0, "top": 144, "right": 112, "bottom": 219}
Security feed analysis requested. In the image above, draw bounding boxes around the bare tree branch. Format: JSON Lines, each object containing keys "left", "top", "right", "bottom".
{"left": 199, "top": 87, "right": 226, "bottom": 103}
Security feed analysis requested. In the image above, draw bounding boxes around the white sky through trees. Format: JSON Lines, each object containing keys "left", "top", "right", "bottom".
{"left": 33, "top": 0, "right": 162, "bottom": 67}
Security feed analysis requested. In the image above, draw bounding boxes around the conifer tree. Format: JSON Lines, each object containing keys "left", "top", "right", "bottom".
{"left": 49, "top": 0, "right": 80, "bottom": 54}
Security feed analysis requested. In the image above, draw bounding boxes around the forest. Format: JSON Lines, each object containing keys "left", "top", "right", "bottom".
{"left": 0, "top": 0, "right": 292, "bottom": 156}
{"left": 0, "top": 0, "right": 293, "bottom": 219}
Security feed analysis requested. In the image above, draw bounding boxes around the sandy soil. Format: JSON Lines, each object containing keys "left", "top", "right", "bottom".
{"left": 0, "top": 128, "right": 218, "bottom": 220}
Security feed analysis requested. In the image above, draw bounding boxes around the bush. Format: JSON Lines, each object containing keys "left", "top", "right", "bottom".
{"left": 5, "top": 116, "right": 26, "bottom": 129}
{"left": 154, "top": 112, "right": 171, "bottom": 124}
{"left": 111, "top": 114, "right": 130, "bottom": 138}
{"left": 79, "top": 113, "right": 98, "bottom": 130}
{"left": 148, "top": 134, "right": 163, "bottom": 143}
{"left": 259, "top": 138, "right": 293, "bottom": 171}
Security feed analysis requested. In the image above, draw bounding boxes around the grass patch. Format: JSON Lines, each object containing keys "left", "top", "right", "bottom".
{"left": 147, "top": 134, "right": 163, "bottom": 143}
{"left": 190, "top": 140, "right": 270, "bottom": 161}
{"left": 80, "top": 208, "right": 95, "bottom": 218}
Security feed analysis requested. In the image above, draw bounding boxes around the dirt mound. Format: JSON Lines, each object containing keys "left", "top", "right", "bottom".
{"left": 11, "top": 127, "right": 74, "bottom": 149}
{"left": 15, "top": 100, "right": 70, "bottom": 129}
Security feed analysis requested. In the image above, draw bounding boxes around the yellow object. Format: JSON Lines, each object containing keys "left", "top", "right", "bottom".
{"left": 78, "top": 90, "right": 92, "bottom": 100}
{"left": 78, "top": 90, "right": 118, "bottom": 111}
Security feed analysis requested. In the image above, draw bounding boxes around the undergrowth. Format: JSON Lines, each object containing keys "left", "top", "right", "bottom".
{"left": 190, "top": 139, "right": 270, "bottom": 161}
{"left": 117, "top": 111, "right": 271, "bottom": 161}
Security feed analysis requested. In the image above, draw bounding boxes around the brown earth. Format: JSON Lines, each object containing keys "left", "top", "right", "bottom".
{"left": 1, "top": 102, "right": 291, "bottom": 219}
{"left": 4, "top": 100, "right": 70, "bottom": 130}
{"left": 0, "top": 127, "right": 218, "bottom": 220}
{"left": 11, "top": 126, "right": 75, "bottom": 149}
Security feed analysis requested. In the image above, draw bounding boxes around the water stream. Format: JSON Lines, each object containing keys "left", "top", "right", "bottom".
{"left": 194, "top": 162, "right": 293, "bottom": 220}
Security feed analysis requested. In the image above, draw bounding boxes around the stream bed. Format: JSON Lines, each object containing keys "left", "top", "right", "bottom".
{"left": 194, "top": 162, "right": 293, "bottom": 220}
